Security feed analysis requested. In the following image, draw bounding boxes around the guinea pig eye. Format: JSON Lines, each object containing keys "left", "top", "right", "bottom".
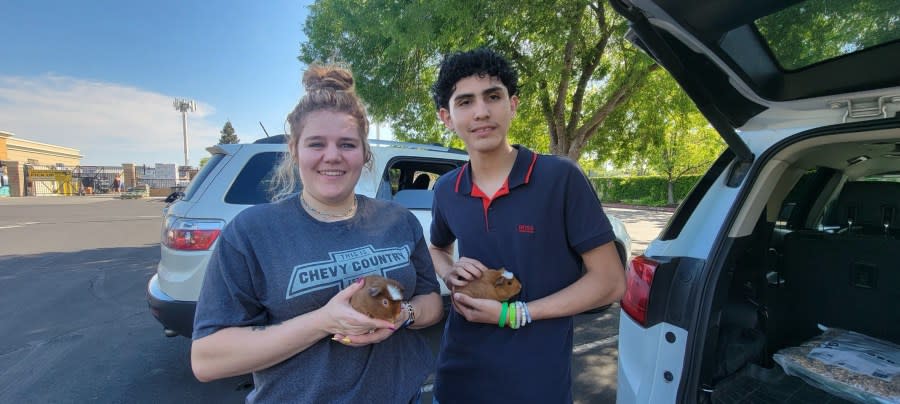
{"left": 382, "top": 298, "right": 389, "bottom": 306}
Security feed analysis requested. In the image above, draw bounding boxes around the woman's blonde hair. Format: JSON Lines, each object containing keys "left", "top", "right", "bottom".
{"left": 270, "top": 64, "right": 372, "bottom": 201}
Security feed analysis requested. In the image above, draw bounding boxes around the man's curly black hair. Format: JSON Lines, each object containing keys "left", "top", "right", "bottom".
{"left": 431, "top": 48, "right": 518, "bottom": 111}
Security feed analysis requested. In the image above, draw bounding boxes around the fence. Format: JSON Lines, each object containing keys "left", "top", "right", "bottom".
{"left": 16, "top": 164, "right": 199, "bottom": 197}
{"left": 23, "top": 165, "right": 124, "bottom": 196}
{"left": 134, "top": 165, "right": 196, "bottom": 196}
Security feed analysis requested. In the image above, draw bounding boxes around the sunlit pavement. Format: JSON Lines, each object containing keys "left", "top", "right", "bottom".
{"left": 572, "top": 207, "right": 672, "bottom": 403}
{"left": 605, "top": 207, "right": 673, "bottom": 256}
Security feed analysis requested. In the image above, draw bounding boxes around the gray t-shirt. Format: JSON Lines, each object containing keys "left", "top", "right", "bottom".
{"left": 193, "top": 195, "right": 440, "bottom": 403}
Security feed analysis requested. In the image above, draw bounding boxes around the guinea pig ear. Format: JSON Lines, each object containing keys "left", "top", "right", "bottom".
{"left": 386, "top": 284, "right": 403, "bottom": 301}
{"left": 494, "top": 275, "right": 508, "bottom": 287}
{"left": 368, "top": 286, "right": 381, "bottom": 297}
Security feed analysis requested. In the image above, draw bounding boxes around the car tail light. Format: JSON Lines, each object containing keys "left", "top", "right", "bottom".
{"left": 163, "top": 218, "right": 224, "bottom": 251}
{"left": 621, "top": 255, "right": 659, "bottom": 326}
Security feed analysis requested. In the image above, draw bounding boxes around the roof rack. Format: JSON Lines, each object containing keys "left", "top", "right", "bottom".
{"left": 369, "top": 139, "right": 467, "bottom": 155}
{"left": 252, "top": 134, "right": 288, "bottom": 144}
{"left": 250, "top": 135, "right": 467, "bottom": 155}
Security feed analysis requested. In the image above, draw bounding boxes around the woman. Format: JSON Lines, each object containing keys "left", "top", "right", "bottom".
{"left": 190, "top": 65, "right": 443, "bottom": 403}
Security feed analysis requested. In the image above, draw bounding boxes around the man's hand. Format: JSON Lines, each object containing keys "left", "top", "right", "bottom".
{"left": 451, "top": 292, "right": 503, "bottom": 325}
{"left": 443, "top": 257, "right": 489, "bottom": 288}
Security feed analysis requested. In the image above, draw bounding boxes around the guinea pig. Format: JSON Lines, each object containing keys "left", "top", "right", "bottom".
{"left": 349, "top": 275, "right": 405, "bottom": 322}
{"left": 452, "top": 267, "right": 522, "bottom": 301}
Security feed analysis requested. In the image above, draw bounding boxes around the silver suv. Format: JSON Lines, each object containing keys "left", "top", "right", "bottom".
{"left": 147, "top": 136, "right": 632, "bottom": 338}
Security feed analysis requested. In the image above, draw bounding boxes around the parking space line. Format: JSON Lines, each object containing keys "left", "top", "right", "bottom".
{"left": 573, "top": 335, "right": 619, "bottom": 354}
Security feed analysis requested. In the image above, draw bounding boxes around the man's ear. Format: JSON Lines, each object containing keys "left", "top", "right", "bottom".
{"left": 509, "top": 95, "right": 519, "bottom": 116}
{"left": 438, "top": 108, "right": 453, "bottom": 130}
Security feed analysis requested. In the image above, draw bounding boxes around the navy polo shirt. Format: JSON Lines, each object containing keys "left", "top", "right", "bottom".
{"left": 430, "top": 145, "right": 614, "bottom": 404}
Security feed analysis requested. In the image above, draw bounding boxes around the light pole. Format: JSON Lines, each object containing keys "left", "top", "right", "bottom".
{"left": 173, "top": 99, "right": 196, "bottom": 167}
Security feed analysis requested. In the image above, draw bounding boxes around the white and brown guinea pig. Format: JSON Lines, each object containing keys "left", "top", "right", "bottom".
{"left": 453, "top": 267, "right": 522, "bottom": 301}
{"left": 349, "top": 275, "right": 405, "bottom": 322}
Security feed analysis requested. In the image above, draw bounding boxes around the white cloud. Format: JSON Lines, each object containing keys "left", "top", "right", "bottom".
{"left": 0, "top": 74, "right": 221, "bottom": 166}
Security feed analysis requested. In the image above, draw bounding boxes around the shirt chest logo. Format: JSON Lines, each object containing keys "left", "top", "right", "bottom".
{"left": 517, "top": 224, "right": 536, "bottom": 234}
{"left": 286, "top": 245, "right": 410, "bottom": 299}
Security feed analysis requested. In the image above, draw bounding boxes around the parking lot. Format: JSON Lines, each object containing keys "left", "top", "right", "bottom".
{"left": 0, "top": 196, "right": 671, "bottom": 403}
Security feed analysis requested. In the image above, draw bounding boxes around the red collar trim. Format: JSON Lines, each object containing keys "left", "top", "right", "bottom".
{"left": 454, "top": 162, "right": 468, "bottom": 193}
{"left": 524, "top": 152, "right": 537, "bottom": 184}
{"left": 454, "top": 146, "right": 538, "bottom": 194}
{"left": 471, "top": 178, "right": 510, "bottom": 200}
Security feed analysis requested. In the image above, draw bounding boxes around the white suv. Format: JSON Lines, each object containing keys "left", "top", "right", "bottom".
{"left": 611, "top": 1, "right": 900, "bottom": 403}
{"left": 147, "top": 137, "right": 632, "bottom": 338}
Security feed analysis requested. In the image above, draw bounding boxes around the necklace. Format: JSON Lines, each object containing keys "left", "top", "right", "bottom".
{"left": 299, "top": 193, "right": 357, "bottom": 220}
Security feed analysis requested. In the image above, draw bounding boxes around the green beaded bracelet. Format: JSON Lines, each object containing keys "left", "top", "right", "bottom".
{"left": 499, "top": 301, "right": 509, "bottom": 328}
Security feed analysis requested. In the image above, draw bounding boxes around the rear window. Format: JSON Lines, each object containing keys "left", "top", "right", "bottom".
{"left": 756, "top": 0, "right": 899, "bottom": 70}
{"left": 182, "top": 154, "right": 225, "bottom": 201}
{"left": 859, "top": 173, "right": 900, "bottom": 183}
{"left": 224, "top": 151, "right": 285, "bottom": 205}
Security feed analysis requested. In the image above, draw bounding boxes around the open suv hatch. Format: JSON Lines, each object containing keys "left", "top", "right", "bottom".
{"left": 611, "top": 0, "right": 900, "bottom": 403}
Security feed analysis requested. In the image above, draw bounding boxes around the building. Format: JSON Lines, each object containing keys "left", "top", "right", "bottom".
{"left": 0, "top": 130, "right": 83, "bottom": 197}
{"left": 0, "top": 130, "right": 83, "bottom": 165}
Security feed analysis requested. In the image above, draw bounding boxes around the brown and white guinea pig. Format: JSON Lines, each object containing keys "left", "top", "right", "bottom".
{"left": 349, "top": 275, "right": 405, "bottom": 322}
{"left": 452, "top": 267, "right": 522, "bottom": 301}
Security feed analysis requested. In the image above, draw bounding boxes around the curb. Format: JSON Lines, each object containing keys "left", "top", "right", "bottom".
{"left": 602, "top": 203, "right": 678, "bottom": 212}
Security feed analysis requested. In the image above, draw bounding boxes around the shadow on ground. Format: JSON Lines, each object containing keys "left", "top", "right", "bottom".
{"left": 0, "top": 247, "right": 248, "bottom": 403}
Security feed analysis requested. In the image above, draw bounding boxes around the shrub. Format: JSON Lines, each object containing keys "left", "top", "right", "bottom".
{"left": 592, "top": 175, "right": 702, "bottom": 206}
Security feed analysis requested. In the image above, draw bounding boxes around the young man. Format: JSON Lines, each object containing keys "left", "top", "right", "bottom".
{"left": 428, "top": 48, "right": 626, "bottom": 403}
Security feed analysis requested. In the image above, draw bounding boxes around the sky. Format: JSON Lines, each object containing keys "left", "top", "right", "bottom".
{"left": 0, "top": 0, "right": 382, "bottom": 167}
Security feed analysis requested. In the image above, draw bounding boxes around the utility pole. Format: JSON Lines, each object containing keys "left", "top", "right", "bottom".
{"left": 173, "top": 99, "right": 197, "bottom": 167}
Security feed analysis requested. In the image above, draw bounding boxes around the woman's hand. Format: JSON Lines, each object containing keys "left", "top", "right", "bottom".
{"left": 331, "top": 327, "right": 396, "bottom": 347}
{"left": 320, "top": 278, "right": 397, "bottom": 345}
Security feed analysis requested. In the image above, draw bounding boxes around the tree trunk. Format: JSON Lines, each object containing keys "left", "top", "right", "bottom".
{"left": 667, "top": 181, "right": 675, "bottom": 205}
{"left": 552, "top": 63, "right": 659, "bottom": 160}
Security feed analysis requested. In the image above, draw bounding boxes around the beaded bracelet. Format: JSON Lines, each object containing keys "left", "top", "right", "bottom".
{"left": 518, "top": 302, "right": 524, "bottom": 328}
{"left": 499, "top": 301, "right": 534, "bottom": 329}
{"left": 510, "top": 302, "right": 519, "bottom": 329}
{"left": 517, "top": 302, "right": 525, "bottom": 328}
{"left": 519, "top": 301, "right": 531, "bottom": 327}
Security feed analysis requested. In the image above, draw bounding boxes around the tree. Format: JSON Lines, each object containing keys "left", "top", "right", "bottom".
{"left": 199, "top": 156, "right": 210, "bottom": 168}
{"left": 300, "top": 0, "right": 657, "bottom": 161}
{"left": 218, "top": 121, "right": 239, "bottom": 144}
{"left": 648, "top": 113, "right": 723, "bottom": 205}
{"left": 597, "top": 68, "right": 724, "bottom": 204}
{"left": 756, "top": 0, "right": 897, "bottom": 70}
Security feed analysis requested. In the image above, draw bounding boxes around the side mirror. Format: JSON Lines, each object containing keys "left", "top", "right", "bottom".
{"left": 164, "top": 191, "right": 184, "bottom": 204}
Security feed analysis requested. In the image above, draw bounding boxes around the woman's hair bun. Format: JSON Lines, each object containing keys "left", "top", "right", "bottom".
{"left": 303, "top": 65, "right": 354, "bottom": 92}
